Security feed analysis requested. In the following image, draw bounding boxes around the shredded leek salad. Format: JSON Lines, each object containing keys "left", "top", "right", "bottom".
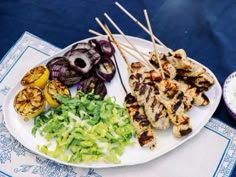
{"left": 32, "top": 91, "right": 136, "bottom": 163}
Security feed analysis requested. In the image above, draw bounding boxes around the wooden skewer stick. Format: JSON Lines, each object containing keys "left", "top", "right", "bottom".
{"left": 103, "top": 25, "right": 129, "bottom": 95}
{"left": 104, "top": 13, "right": 156, "bottom": 71}
{"left": 115, "top": 2, "right": 171, "bottom": 52}
{"left": 104, "top": 24, "right": 133, "bottom": 64}
{"left": 90, "top": 25, "right": 148, "bottom": 68}
{"left": 144, "top": 9, "right": 165, "bottom": 78}
{"left": 88, "top": 29, "right": 150, "bottom": 58}
{"left": 93, "top": 20, "right": 129, "bottom": 94}
{"left": 103, "top": 23, "right": 150, "bottom": 70}
{"left": 94, "top": 19, "right": 152, "bottom": 73}
{"left": 120, "top": 43, "right": 148, "bottom": 63}
{"left": 95, "top": 17, "right": 130, "bottom": 69}
{"left": 88, "top": 29, "right": 103, "bottom": 36}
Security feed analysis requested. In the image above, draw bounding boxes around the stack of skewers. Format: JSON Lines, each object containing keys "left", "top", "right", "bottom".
{"left": 89, "top": 2, "right": 215, "bottom": 150}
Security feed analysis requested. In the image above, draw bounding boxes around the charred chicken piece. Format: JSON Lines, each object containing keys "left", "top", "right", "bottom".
{"left": 186, "top": 87, "right": 209, "bottom": 106}
{"left": 166, "top": 49, "right": 215, "bottom": 90}
{"left": 149, "top": 51, "right": 177, "bottom": 79}
{"left": 175, "top": 80, "right": 194, "bottom": 111}
{"left": 172, "top": 114, "right": 192, "bottom": 138}
{"left": 166, "top": 49, "right": 193, "bottom": 70}
{"left": 182, "top": 72, "right": 215, "bottom": 91}
{"left": 129, "top": 62, "right": 162, "bottom": 94}
{"left": 124, "top": 93, "right": 156, "bottom": 149}
{"left": 129, "top": 62, "right": 147, "bottom": 75}
{"left": 158, "top": 79, "right": 192, "bottom": 137}
{"left": 129, "top": 75, "right": 170, "bottom": 130}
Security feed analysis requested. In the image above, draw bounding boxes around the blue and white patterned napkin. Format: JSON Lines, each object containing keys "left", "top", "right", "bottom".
{"left": 0, "top": 32, "right": 235, "bottom": 177}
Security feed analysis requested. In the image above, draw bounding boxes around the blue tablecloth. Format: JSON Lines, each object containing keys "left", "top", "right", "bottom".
{"left": 0, "top": 0, "right": 236, "bottom": 176}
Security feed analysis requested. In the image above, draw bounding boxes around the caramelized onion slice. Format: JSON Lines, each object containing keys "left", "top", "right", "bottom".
{"left": 95, "top": 57, "right": 116, "bottom": 82}
{"left": 77, "top": 76, "right": 107, "bottom": 99}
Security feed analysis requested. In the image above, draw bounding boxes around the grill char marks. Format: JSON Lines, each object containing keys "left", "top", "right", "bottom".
{"left": 173, "top": 100, "right": 182, "bottom": 114}
{"left": 149, "top": 51, "right": 177, "bottom": 79}
{"left": 124, "top": 93, "right": 156, "bottom": 149}
{"left": 180, "top": 127, "right": 192, "bottom": 136}
{"left": 129, "top": 63, "right": 192, "bottom": 137}
{"left": 138, "top": 129, "right": 156, "bottom": 149}
{"left": 126, "top": 47, "right": 215, "bottom": 140}
{"left": 140, "top": 84, "right": 147, "bottom": 95}
{"left": 186, "top": 87, "right": 210, "bottom": 106}
{"left": 129, "top": 76, "right": 170, "bottom": 130}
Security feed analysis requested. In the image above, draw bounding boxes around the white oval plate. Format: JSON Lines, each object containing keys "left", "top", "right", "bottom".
{"left": 3, "top": 35, "right": 222, "bottom": 168}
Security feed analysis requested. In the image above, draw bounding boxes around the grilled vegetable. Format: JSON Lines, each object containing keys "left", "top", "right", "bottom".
{"left": 21, "top": 65, "right": 49, "bottom": 89}
{"left": 77, "top": 76, "right": 107, "bottom": 99}
{"left": 46, "top": 57, "right": 70, "bottom": 80}
{"left": 14, "top": 86, "right": 45, "bottom": 120}
{"left": 95, "top": 57, "right": 116, "bottom": 82}
{"left": 89, "top": 39, "right": 115, "bottom": 57}
{"left": 58, "top": 66, "right": 82, "bottom": 86}
{"left": 71, "top": 42, "right": 91, "bottom": 51}
{"left": 44, "top": 80, "right": 71, "bottom": 108}
{"left": 46, "top": 57, "right": 81, "bottom": 86}
{"left": 65, "top": 43, "right": 101, "bottom": 74}
{"left": 46, "top": 57, "right": 69, "bottom": 70}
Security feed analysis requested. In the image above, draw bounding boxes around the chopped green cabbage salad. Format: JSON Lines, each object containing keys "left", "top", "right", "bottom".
{"left": 32, "top": 91, "right": 136, "bottom": 164}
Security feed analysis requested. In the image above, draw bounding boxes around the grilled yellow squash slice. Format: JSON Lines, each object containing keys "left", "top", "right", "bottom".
{"left": 21, "top": 65, "right": 49, "bottom": 89}
{"left": 14, "top": 86, "right": 46, "bottom": 121}
{"left": 44, "top": 80, "right": 71, "bottom": 108}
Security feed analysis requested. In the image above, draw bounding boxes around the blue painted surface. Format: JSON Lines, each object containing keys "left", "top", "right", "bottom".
{"left": 1, "top": 4, "right": 236, "bottom": 174}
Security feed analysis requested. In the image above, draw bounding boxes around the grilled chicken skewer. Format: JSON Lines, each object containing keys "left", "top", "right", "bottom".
{"left": 131, "top": 60, "right": 208, "bottom": 109}
{"left": 95, "top": 14, "right": 204, "bottom": 141}
{"left": 151, "top": 49, "right": 215, "bottom": 91}
{"left": 129, "top": 62, "right": 169, "bottom": 129}
{"left": 150, "top": 50, "right": 211, "bottom": 107}
{"left": 158, "top": 79, "right": 192, "bottom": 137}
{"left": 130, "top": 60, "right": 209, "bottom": 110}
{"left": 129, "top": 62, "right": 193, "bottom": 111}
{"left": 129, "top": 74, "right": 170, "bottom": 130}
{"left": 149, "top": 51, "right": 176, "bottom": 79}
{"left": 94, "top": 19, "right": 160, "bottom": 148}
{"left": 99, "top": 18, "right": 170, "bottom": 130}
{"left": 124, "top": 93, "right": 156, "bottom": 149}
{"left": 144, "top": 9, "right": 191, "bottom": 137}
{"left": 129, "top": 62, "right": 162, "bottom": 95}
{"left": 129, "top": 61, "right": 192, "bottom": 137}
{"left": 129, "top": 72, "right": 192, "bottom": 137}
